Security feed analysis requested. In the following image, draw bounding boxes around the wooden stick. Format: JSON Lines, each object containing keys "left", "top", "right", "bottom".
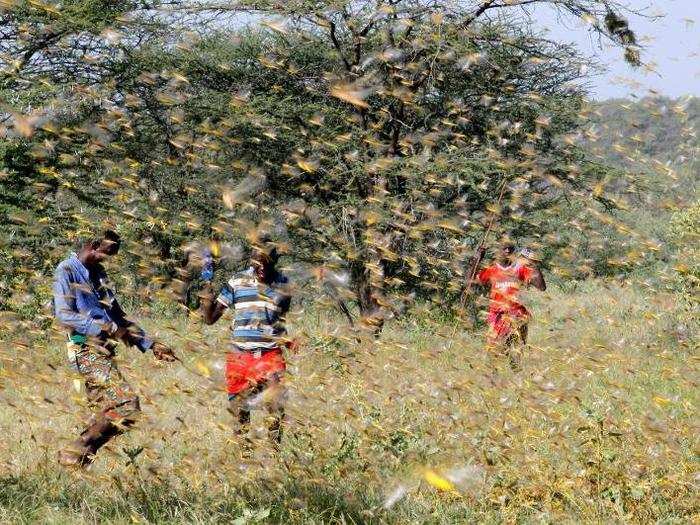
{"left": 460, "top": 179, "right": 508, "bottom": 306}
{"left": 448, "top": 178, "right": 509, "bottom": 342}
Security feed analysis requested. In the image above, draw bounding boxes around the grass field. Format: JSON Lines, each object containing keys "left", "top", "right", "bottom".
{"left": 0, "top": 280, "right": 697, "bottom": 524}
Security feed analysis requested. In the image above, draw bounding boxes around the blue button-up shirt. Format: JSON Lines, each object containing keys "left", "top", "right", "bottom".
{"left": 53, "top": 253, "right": 152, "bottom": 352}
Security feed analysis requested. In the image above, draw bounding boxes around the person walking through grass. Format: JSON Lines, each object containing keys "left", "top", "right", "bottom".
{"left": 53, "top": 230, "right": 176, "bottom": 467}
{"left": 200, "top": 236, "right": 293, "bottom": 448}
{"left": 473, "top": 240, "right": 546, "bottom": 369}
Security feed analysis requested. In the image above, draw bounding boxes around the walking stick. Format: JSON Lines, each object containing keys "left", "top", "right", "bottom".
{"left": 448, "top": 178, "right": 508, "bottom": 342}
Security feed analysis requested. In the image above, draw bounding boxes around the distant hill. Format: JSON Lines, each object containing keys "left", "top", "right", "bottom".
{"left": 579, "top": 96, "right": 698, "bottom": 205}
{"left": 583, "top": 96, "right": 699, "bottom": 168}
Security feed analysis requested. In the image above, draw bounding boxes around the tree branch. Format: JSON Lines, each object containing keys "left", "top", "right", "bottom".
{"left": 462, "top": 0, "right": 499, "bottom": 28}
{"left": 327, "top": 19, "right": 352, "bottom": 72}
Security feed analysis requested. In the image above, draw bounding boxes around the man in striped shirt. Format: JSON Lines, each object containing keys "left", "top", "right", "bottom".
{"left": 201, "top": 239, "right": 292, "bottom": 446}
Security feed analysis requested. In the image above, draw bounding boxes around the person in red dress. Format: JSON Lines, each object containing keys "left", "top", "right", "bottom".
{"left": 474, "top": 241, "right": 546, "bottom": 368}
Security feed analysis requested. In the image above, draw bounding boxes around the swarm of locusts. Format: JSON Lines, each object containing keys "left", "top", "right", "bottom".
{"left": 0, "top": 0, "right": 697, "bottom": 523}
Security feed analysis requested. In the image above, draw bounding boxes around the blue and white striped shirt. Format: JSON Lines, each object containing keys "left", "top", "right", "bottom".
{"left": 216, "top": 267, "right": 291, "bottom": 351}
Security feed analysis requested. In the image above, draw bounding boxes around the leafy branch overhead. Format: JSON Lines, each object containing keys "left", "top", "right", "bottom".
{"left": 0, "top": 0, "right": 654, "bottom": 320}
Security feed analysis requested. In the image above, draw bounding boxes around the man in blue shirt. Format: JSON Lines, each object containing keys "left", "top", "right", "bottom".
{"left": 53, "top": 230, "right": 175, "bottom": 467}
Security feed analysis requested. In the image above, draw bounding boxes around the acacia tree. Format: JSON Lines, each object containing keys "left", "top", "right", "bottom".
{"left": 0, "top": 0, "right": 650, "bottom": 322}
{"left": 140, "top": 0, "right": 646, "bottom": 321}
{"left": 0, "top": 0, "right": 216, "bottom": 307}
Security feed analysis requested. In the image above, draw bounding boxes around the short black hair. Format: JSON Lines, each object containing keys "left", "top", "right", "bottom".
{"left": 103, "top": 230, "right": 121, "bottom": 243}
{"left": 84, "top": 229, "right": 121, "bottom": 252}
{"left": 83, "top": 229, "right": 120, "bottom": 245}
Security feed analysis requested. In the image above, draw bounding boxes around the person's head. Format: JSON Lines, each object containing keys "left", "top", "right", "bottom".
{"left": 79, "top": 230, "right": 121, "bottom": 267}
{"left": 250, "top": 236, "right": 279, "bottom": 280}
{"left": 496, "top": 241, "right": 516, "bottom": 265}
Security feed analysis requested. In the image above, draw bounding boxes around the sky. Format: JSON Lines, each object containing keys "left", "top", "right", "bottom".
{"left": 534, "top": 0, "right": 700, "bottom": 100}
{"left": 236, "top": 1, "right": 698, "bottom": 101}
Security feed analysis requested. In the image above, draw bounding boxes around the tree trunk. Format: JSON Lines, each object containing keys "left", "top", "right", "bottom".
{"left": 349, "top": 257, "right": 384, "bottom": 335}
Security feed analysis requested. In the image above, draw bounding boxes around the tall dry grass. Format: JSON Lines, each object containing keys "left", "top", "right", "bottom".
{"left": 0, "top": 280, "right": 696, "bottom": 523}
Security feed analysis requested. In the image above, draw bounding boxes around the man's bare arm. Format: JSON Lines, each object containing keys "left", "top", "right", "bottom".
{"left": 467, "top": 247, "right": 487, "bottom": 284}
{"left": 200, "top": 283, "right": 226, "bottom": 325}
{"left": 530, "top": 267, "right": 546, "bottom": 291}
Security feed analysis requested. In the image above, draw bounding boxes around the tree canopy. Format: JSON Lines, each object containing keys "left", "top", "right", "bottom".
{"left": 0, "top": 0, "right": 658, "bottom": 323}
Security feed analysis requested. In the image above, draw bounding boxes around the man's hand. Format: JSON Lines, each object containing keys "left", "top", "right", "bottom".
{"left": 466, "top": 246, "right": 487, "bottom": 285}
{"left": 285, "top": 338, "right": 300, "bottom": 353}
{"left": 99, "top": 321, "right": 120, "bottom": 340}
{"left": 152, "top": 342, "right": 176, "bottom": 362}
{"left": 108, "top": 324, "right": 143, "bottom": 347}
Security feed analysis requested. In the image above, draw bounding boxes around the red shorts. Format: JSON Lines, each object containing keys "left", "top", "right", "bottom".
{"left": 487, "top": 305, "right": 529, "bottom": 341}
{"left": 225, "top": 348, "right": 286, "bottom": 399}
